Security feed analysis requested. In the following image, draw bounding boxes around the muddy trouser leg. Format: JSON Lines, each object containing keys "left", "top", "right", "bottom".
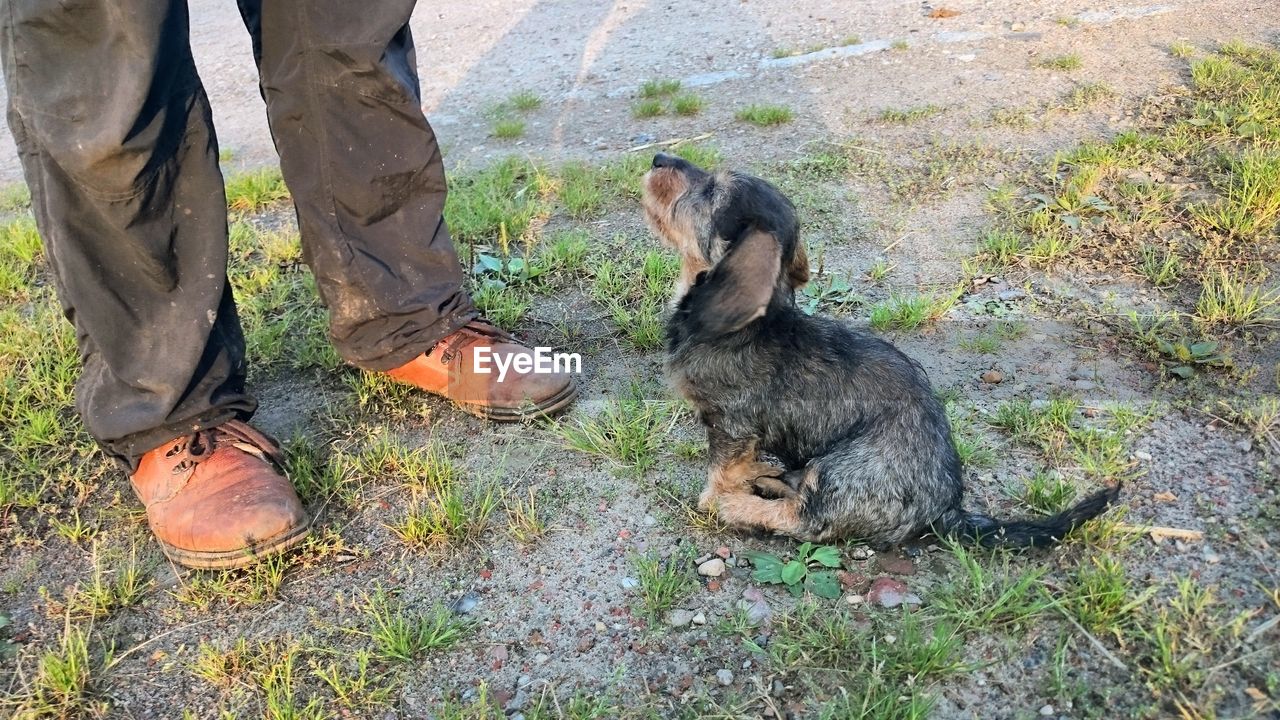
{"left": 235, "top": 0, "right": 476, "bottom": 371}
{"left": 0, "top": 0, "right": 255, "bottom": 472}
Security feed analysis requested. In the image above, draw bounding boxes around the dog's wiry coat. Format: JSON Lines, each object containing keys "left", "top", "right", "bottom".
{"left": 643, "top": 152, "right": 1119, "bottom": 548}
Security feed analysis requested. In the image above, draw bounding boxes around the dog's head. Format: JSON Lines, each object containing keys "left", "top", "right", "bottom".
{"left": 642, "top": 152, "right": 808, "bottom": 336}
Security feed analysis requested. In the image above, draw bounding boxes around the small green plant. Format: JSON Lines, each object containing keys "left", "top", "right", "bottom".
{"left": 630, "top": 548, "right": 697, "bottom": 620}
{"left": 1139, "top": 244, "right": 1182, "bottom": 287}
{"left": 509, "top": 91, "right": 542, "bottom": 111}
{"left": 672, "top": 94, "right": 704, "bottom": 116}
{"left": 1061, "top": 82, "right": 1115, "bottom": 110}
{"left": 878, "top": 105, "right": 943, "bottom": 124}
{"left": 743, "top": 542, "right": 842, "bottom": 599}
{"left": 363, "top": 589, "right": 472, "bottom": 662}
{"left": 225, "top": 167, "right": 290, "bottom": 213}
{"left": 800, "top": 274, "right": 862, "bottom": 314}
{"left": 639, "top": 79, "right": 682, "bottom": 98}
{"left": 632, "top": 98, "right": 666, "bottom": 119}
{"left": 492, "top": 118, "right": 525, "bottom": 139}
{"left": 1034, "top": 54, "right": 1082, "bottom": 71}
{"left": 735, "top": 105, "right": 793, "bottom": 126}
{"left": 891, "top": 40, "right": 909, "bottom": 51}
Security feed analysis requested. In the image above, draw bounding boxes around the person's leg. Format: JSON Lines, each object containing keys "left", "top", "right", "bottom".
{"left": 0, "top": 0, "right": 253, "bottom": 470}
{"left": 235, "top": 0, "right": 474, "bottom": 371}
{"left": 1, "top": 0, "right": 308, "bottom": 569}
{"left": 235, "top": 0, "right": 578, "bottom": 420}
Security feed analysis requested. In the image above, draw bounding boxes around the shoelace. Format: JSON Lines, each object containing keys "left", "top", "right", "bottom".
{"left": 162, "top": 419, "right": 284, "bottom": 476}
{"left": 431, "top": 318, "right": 517, "bottom": 365}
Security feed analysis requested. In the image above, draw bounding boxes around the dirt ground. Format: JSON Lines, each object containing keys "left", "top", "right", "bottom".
{"left": 2, "top": 1, "right": 1279, "bottom": 719}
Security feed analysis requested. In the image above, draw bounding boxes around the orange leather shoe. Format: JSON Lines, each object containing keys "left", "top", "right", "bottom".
{"left": 130, "top": 419, "right": 310, "bottom": 570}
{"left": 385, "top": 319, "right": 579, "bottom": 421}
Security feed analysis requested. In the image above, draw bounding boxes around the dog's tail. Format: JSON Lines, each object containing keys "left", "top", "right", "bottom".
{"left": 933, "top": 484, "right": 1122, "bottom": 548}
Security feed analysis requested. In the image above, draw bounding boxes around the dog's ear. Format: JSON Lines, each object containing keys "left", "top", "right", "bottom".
{"left": 695, "top": 229, "right": 782, "bottom": 335}
{"left": 786, "top": 242, "right": 810, "bottom": 289}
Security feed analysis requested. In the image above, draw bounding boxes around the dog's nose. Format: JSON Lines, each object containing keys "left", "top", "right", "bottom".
{"left": 652, "top": 152, "right": 678, "bottom": 169}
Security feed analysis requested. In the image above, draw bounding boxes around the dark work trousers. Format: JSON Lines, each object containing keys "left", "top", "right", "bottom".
{"left": 0, "top": 0, "right": 476, "bottom": 471}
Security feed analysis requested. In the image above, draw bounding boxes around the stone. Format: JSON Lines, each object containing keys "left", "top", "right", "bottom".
{"left": 845, "top": 593, "right": 865, "bottom": 605}
{"left": 621, "top": 577, "right": 640, "bottom": 589}
{"left": 716, "top": 669, "right": 734, "bottom": 686}
{"left": 691, "top": 612, "right": 707, "bottom": 625}
{"left": 1039, "top": 705, "right": 1054, "bottom": 716}
{"left": 867, "top": 577, "right": 921, "bottom": 608}
{"left": 698, "top": 558, "right": 726, "bottom": 577}
{"left": 981, "top": 370, "right": 1004, "bottom": 384}
{"left": 448, "top": 592, "right": 479, "bottom": 615}
{"left": 668, "top": 609, "right": 695, "bottom": 628}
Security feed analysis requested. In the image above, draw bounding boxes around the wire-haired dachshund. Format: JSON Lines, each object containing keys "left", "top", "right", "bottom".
{"left": 642, "top": 151, "right": 1119, "bottom": 548}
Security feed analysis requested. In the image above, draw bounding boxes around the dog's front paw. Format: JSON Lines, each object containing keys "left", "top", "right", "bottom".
{"left": 698, "top": 484, "right": 718, "bottom": 512}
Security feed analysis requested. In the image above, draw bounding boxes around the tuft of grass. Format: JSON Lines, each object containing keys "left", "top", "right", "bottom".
{"left": 735, "top": 105, "right": 794, "bottom": 127}
{"left": 225, "top": 167, "right": 290, "bottom": 213}
{"left": 505, "top": 487, "right": 547, "bottom": 545}
{"left": 1169, "top": 40, "right": 1196, "bottom": 58}
{"left": 1019, "top": 470, "right": 1078, "bottom": 514}
{"left": 878, "top": 104, "right": 944, "bottom": 124}
{"left": 932, "top": 543, "right": 1053, "bottom": 631}
{"left": 631, "top": 98, "right": 666, "bottom": 119}
{"left": 492, "top": 118, "right": 525, "bottom": 139}
{"left": 1193, "top": 269, "right": 1279, "bottom": 328}
{"left": 310, "top": 650, "right": 396, "bottom": 711}
{"left": 556, "top": 384, "right": 674, "bottom": 475}
{"left": 509, "top": 90, "right": 542, "bottom": 111}
{"left": 364, "top": 589, "right": 472, "bottom": 662}
{"left": 672, "top": 94, "right": 705, "bottom": 116}
{"left": 868, "top": 288, "right": 959, "bottom": 331}
{"left": 990, "top": 106, "right": 1035, "bottom": 128}
{"left": 1061, "top": 82, "right": 1115, "bottom": 111}
{"left": 891, "top": 40, "right": 909, "bottom": 51}
{"left": 391, "top": 480, "right": 501, "bottom": 550}
{"left": 1190, "top": 149, "right": 1280, "bottom": 242}
{"left": 977, "top": 228, "right": 1026, "bottom": 267}
{"left": 1034, "top": 53, "right": 1082, "bottom": 71}
{"left": 0, "top": 182, "right": 31, "bottom": 212}
{"left": 444, "top": 157, "right": 551, "bottom": 246}
{"left": 630, "top": 548, "right": 697, "bottom": 621}
{"left": 1139, "top": 244, "right": 1182, "bottom": 287}
{"left": 14, "top": 619, "right": 110, "bottom": 718}
{"left": 639, "top": 79, "right": 682, "bottom": 98}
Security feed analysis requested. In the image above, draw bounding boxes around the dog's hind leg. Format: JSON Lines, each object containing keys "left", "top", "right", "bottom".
{"left": 698, "top": 431, "right": 783, "bottom": 511}
{"left": 714, "top": 492, "right": 813, "bottom": 539}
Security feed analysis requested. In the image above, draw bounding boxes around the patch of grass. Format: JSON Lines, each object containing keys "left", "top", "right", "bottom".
{"left": 172, "top": 553, "right": 291, "bottom": 611}
{"left": 770, "top": 604, "right": 965, "bottom": 717}
{"left": 445, "top": 157, "right": 552, "bottom": 247}
{"left": 557, "top": 162, "right": 608, "bottom": 219}
{"left": 990, "top": 106, "right": 1035, "bottom": 128}
{"left": 631, "top": 98, "right": 666, "bottom": 119}
{"left": 0, "top": 216, "right": 45, "bottom": 299}
{"left": 0, "top": 182, "right": 30, "bottom": 211}
{"left": 14, "top": 620, "right": 109, "bottom": 718}
{"left": 1193, "top": 269, "right": 1279, "bottom": 328}
{"left": 1059, "top": 554, "right": 1156, "bottom": 639}
{"left": 639, "top": 79, "right": 681, "bottom": 99}
{"left": 868, "top": 288, "right": 958, "bottom": 331}
{"left": 1169, "top": 40, "right": 1196, "bottom": 58}
{"left": 1019, "top": 470, "right": 1078, "bottom": 514}
{"left": 1139, "top": 244, "right": 1182, "bottom": 287}
{"left": 672, "top": 94, "right": 705, "bottom": 116}
{"left": 492, "top": 118, "right": 525, "bottom": 139}
{"left": 1061, "top": 82, "right": 1115, "bottom": 111}
{"left": 933, "top": 543, "right": 1053, "bottom": 631}
{"left": 509, "top": 90, "right": 542, "bottom": 111}
{"left": 630, "top": 548, "right": 697, "bottom": 621}
{"left": 310, "top": 650, "right": 396, "bottom": 711}
{"left": 1034, "top": 53, "right": 1083, "bottom": 71}
{"left": 363, "top": 589, "right": 472, "bottom": 662}
{"left": 878, "top": 104, "right": 944, "bottom": 124}
{"left": 391, "top": 479, "right": 501, "bottom": 550}
{"left": 505, "top": 487, "right": 547, "bottom": 545}
{"left": 891, "top": 40, "right": 909, "bottom": 51}
{"left": 735, "top": 105, "right": 794, "bottom": 127}
{"left": 556, "top": 384, "right": 674, "bottom": 475}
{"left": 225, "top": 167, "right": 290, "bottom": 213}
{"left": 977, "top": 228, "right": 1027, "bottom": 268}
{"left": 66, "top": 547, "right": 150, "bottom": 619}
{"left": 1190, "top": 149, "right": 1280, "bottom": 242}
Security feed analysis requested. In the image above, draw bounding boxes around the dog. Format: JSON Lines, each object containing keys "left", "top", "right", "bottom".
{"left": 642, "top": 151, "right": 1119, "bottom": 548}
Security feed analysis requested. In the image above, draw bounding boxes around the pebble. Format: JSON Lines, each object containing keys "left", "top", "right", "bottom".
{"left": 595, "top": 621, "right": 607, "bottom": 632}
{"left": 771, "top": 679, "right": 785, "bottom": 696}
{"left": 845, "top": 593, "right": 865, "bottom": 605}
{"left": 621, "top": 577, "right": 640, "bottom": 589}
{"left": 691, "top": 612, "right": 706, "bottom": 625}
{"left": 1135, "top": 450, "right": 1153, "bottom": 462}
{"left": 716, "top": 669, "right": 734, "bottom": 686}
{"left": 981, "top": 370, "right": 1004, "bottom": 384}
{"left": 698, "top": 558, "right": 726, "bottom": 577}
{"left": 850, "top": 546, "right": 875, "bottom": 560}
{"left": 642, "top": 515, "right": 658, "bottom": 527}
{"left": 448, "top": 592, "right": 479, "bottom": 615}
{"left": 534, "top": 653, "right": 550, "bottom": 665}
{"left": 998, "top": 289, "right": 1026, "bottom": 301}
{"left": 866, "top": 577, "right": 922, "bottom": 608}
{"left": 1039, "top": 705, "right": 1054, "bottom": 716}
{"left": 668, "top": 609, "right": 695, "bottom": 628}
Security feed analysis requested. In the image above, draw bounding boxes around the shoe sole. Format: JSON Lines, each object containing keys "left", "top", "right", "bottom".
{"left": 158, "top": 515, "right": 312, "bottom": 571}
{"left": 463, "top": 378, "right": 581, "bottom": 422}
